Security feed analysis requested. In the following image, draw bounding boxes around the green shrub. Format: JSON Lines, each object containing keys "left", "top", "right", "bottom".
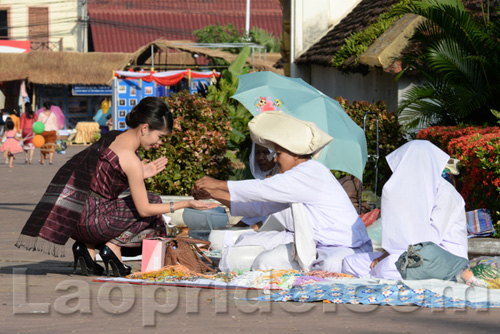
{"left": 336, "top": 97, "right": 407, "bottom": 194}
{"left": 141, "top": 91, "right": 233, "bottom": 196}
{"left": 250, "top": 28, "right": 281, "bottom": 52}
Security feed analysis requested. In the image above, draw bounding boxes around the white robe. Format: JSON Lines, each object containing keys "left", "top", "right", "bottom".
{"left": 227, "top": 159, "right": 372, "bottom": 272}
{"left": 342, "top": 140, "right": 468, "bottom": 279}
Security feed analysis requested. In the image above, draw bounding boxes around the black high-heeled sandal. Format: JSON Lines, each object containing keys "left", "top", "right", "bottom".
{"left": 99, "top": 245, "right": 132, "bottom": 277}
{"left": 72, "top": 241, "right": 104, "bottom": 276}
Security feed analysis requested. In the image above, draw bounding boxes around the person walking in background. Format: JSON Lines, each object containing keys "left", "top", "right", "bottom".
{"left": 20, "top": 103, "right": 37, "bottom": 164}
{"left": 1, "top": 118, "right": 23, "bottom": 168}
{"left": 106, "top": 114, "right": 113, "bottom": 131}
{"left": 9, "top": 108, "right": 21, "bottom": 134}
{"left": 37, "top": 102, "right": 59, "bottom": 165}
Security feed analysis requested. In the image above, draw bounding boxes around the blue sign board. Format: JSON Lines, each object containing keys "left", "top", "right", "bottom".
{"left": 112, "top": 79, "right": 157, "bottom": 131}
{"left": 72, "top": 85, "right": 112, "bottom": 96}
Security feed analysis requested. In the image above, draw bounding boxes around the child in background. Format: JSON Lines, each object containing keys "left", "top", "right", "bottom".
{"left": 20, "top": 103, "right": 37, "bottom": 164}
{"left": 106, "top": 114, "right": 113, "bottom": 131}
{"left": 1, "top": 118, "right": 23, "bottom": 168}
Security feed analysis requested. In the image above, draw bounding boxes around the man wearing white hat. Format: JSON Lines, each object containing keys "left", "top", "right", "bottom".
{"left": 194, "top": 112, "right": 372, "bottom": 272}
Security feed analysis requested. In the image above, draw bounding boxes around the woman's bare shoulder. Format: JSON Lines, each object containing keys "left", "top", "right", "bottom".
{"left": 114, "top": 149, "right": 141, "bottom": 174}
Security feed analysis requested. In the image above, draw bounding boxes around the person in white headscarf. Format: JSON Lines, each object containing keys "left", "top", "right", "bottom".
{"left": 342, "top": 140, "right": 468, "bottom": 280}
{"left": 232, "top": 142, "right": 279, "bottom": 230}
{"left": 194, "top": 112, "right": 372, "bottom": 272}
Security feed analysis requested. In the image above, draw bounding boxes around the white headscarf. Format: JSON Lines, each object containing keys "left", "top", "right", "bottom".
{"left": 249, "top": 142, "right": 277, "bottom": 180}
{"left": 381, "top": 140, "right": 451, "bottom": 254}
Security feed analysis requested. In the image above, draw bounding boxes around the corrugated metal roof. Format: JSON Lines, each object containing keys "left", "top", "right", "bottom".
{"left": 88, "top": 1, "right": 282, "bottom": 53}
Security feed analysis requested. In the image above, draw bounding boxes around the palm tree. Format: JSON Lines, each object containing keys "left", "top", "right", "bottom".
{"left": 397, "top": 0, "right": 500, "bottom": 128}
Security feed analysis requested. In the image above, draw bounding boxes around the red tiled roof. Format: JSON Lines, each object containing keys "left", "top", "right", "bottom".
{"left": 88, "top": 0, "right": 282, "bottom": 53}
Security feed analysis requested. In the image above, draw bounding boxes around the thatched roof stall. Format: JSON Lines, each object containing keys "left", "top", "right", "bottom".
{"left": 0, "top": 40, "right": 282, "bottom": 86}
{"left": 0, "top": 52, "right": 133, "bottom": 85}
{"left": 0, "top": 53, "right": 30, "bottom": 82}
{"left": 27, "top": 52, "right": 133, "bottom": 85}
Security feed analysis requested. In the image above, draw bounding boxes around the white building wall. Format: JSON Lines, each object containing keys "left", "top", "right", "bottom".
{"left": 291, "top": 0, "right": 362, "bottom": 62}
{"left": 0, "top": 0, "right": 84, "bottom": 52}
{"left": 309, "top": 65, "right": 400, "bottom": 112}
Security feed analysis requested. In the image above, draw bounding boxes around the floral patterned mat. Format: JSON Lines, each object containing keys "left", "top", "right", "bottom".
{"left": 93, "top": 265, "right": 500, "bottom": 308}
{"left": 253, "top": 281, "right": 500, "bottom": 308}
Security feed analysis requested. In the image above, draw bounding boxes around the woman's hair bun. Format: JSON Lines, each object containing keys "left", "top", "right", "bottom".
{"left": 125, "top": 97, "right": 173, "bottom": 131}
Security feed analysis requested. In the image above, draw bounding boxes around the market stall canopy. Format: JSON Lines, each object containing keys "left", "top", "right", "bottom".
{"left": 114, "top": 69, "right": 220, "bottom": 86}
{"left": 131, "top": 40, "right": 283, "bottom": 74}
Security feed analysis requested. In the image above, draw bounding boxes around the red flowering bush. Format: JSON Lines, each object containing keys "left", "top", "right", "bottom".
{"left": 142, "top": 91, "right": 233, "bottom": 195}
{"left": 416, "top": 126, "right": 498, "bottom": 150}
{"left": 417, "top": 126, "right": 500, "bottom": 232}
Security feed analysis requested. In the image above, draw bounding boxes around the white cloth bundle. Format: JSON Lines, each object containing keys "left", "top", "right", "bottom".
{"left": 248, "top": 112, "right": 333, "bottom": 159}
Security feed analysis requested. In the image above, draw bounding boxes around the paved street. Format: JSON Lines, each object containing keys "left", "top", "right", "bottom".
{"left": 1, "top": 145, "right": 500, "bottom": 333}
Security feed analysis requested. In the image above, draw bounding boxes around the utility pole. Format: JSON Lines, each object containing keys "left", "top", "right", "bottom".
{"left": 79, "top": 0, "right": 88, "bottom": 52}
{"left": 245, "top": 0, "right": 251, "bottom": 40}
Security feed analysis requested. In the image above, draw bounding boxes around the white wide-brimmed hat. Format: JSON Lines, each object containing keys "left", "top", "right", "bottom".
{"left": 248, "top": 112, "right": 333, "bottom": 159}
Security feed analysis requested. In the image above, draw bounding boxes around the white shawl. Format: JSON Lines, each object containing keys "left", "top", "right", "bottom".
{"left": 381, "top": 140, "right": 452, "bottom": 255}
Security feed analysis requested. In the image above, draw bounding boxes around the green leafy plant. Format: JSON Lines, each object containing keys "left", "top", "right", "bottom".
{"left": 194, "top": 24, "right": 281, "bottom": 53}
{"left": 142, "top": 91, "right": 233, "bottom": 196}
{"left": 397, "top": 0, "right": 500, "bottom": 128}
{"left": 249, "top": 28, "right": 281, "bottom": 52}
{"left": 92, "top": 132, "right": 101, "bottom": 143}
{"left": 193, "top": 23, "right": 245, "bottom": 51}
{"left": 336, "top": 97, "right": 407, "bottom": 195}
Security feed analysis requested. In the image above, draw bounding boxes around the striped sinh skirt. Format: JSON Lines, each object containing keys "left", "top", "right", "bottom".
{"left": 73, "top": 192, "right": 166, "bottom": 247}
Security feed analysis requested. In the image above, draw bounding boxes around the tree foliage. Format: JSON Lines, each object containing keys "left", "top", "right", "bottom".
{"left": 397, "top": 0, "right": 500, "bottom": 128}
{"left": 193, "top": 23, "right": 281, "bottom": 53}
